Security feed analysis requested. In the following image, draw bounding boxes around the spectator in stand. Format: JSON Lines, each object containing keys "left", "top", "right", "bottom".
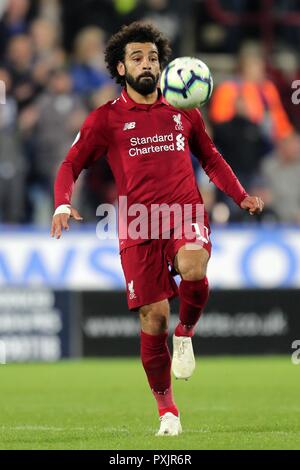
{"left": 213, "top": 94, "right": 267, "bottom": 189}
{"left": 60, "top": 0, "right": 144, "bottom": 51}
{"left": 70, "top": 26, "right": 117, "bottom": 105}
{"left": 30, "top": 18, "right": 67, "bottom": 90}
{"left": 0, "top": 0, "right": 32, "bottom": 59}
{"left": 20, "top": 68, "right": 88, "bottom": 224}
{"left": 270, "top": 49, "right": 300, "bottom": 133}
{"left": 142, "top": 0, "right": 186, "bottom": 57}
{"left": 276, "top": 0, "right": 300, "bottom": 50}
{"left": 0, "top": 67, "right": 27, "bottom": 223}
{"left": 210, "top": 43, "right": 294, "bottom": 146}
{"left": 0, "top": 0, "right": 9, "bottom": 19}
{"left": 5, "top": 34, "right": 39, "bottom": 110}
{"left": 261, "top": 133, "right": 300, "bottom": 224}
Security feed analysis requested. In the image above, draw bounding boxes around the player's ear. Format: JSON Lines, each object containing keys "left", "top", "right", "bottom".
{"left": 117, "top": 61, "right": 125, "bottom": 77}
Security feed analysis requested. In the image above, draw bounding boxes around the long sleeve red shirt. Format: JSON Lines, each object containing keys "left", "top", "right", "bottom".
{"left": 54, "top": 89, "right": 248, "bottom": 249}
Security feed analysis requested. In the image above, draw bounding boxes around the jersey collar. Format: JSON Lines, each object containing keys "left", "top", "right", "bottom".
{"left": 120, "top": 88, "right": 169, "bottom": 110}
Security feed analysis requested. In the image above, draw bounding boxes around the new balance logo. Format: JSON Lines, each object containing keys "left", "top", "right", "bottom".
{"left": 124, "top": 122, "right": 136, "bottom": 130}
{"left": 176, "top": 133, "right": 185, "bottom": 151}
{"left": 173, "top": 113, "right": 183, "bottom": 131}
{"left": 128, "top": 280, "right": 137, "bottom": 300}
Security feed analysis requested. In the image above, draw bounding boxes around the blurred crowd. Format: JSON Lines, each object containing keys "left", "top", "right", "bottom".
{"left": 202, "top": 41, "right": 300, "bottom": 225}
{"left": 0, "top": 0, "right": 299, "bottom": 226}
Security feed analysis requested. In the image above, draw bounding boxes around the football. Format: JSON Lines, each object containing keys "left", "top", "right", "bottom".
{"left": 160, "top": 57, "right": 213, "bottom": 109}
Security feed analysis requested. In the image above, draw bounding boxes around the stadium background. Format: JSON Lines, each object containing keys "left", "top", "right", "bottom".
{"left": 0, "top": 0, "right": 300, "bottom": 455}
{"left": 0, "top": 0, "right": 299, "bottom": 451}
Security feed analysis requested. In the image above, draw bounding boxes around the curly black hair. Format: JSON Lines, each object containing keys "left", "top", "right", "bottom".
{"left": 105, "top": 21, "right": 172, "bottom": 86}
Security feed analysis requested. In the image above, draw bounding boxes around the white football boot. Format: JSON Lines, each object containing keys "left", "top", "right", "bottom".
{"left": 156, "top": 412, "right": 182, "bottom": 436}
{"left": 172, "top": 335, "right": 196, "bottom": 380}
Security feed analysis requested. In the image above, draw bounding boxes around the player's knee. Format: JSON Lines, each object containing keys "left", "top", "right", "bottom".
{"left": 140, "top": 310, "right": 169, "bottom": 331}
{"left": 139, "top": 300, "right": 169, "bottom": 333}
{"left": 176, "top": 247, "right": 209, "bottom": 281}
{"left": 179, "top": 261, "right": 207, "bottom": 281}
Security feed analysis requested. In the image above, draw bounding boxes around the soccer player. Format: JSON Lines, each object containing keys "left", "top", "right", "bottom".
{"left": 51, "top": 22, "right": 264, "bottom": 436}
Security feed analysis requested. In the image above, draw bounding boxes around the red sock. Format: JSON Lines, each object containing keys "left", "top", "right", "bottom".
{"left": 140, "top": 330, "right": 178, "bottom": 417}
{"left": 153, "top": 388, "right": 178, "bottom": 417}
{"left": 175, "top": 277, "right": 209, "bottom": 337}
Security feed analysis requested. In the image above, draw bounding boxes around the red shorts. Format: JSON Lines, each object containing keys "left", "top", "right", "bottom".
{"left": 120, "top": 215, "right": 211, "bottom": 311}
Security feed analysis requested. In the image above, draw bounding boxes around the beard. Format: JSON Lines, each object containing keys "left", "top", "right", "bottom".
{"left": 125, "top": 69, "right": 159, "bottom": 96}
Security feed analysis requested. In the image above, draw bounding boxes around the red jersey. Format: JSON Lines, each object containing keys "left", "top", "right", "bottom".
{"left": 54, "top": 89, "right": 248, "bottom": 250}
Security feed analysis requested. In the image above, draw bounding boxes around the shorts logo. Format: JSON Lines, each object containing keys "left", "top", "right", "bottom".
{"left": 128, "top": 280, "right": 137, "bottom": 300}
{"left": 71, "top": 131, "right": 81, "bottom": 147}
{"left": 173, "top": 113, "right": 183, "bottom": 131}
{"left": 191, "top": 223, "right": 210, "bottom": 244}
{"left": 124, "top": 122, "right": 136, "bottom": 130}
{"left": 176, "top": 133, "right": 185, "bottom": 151}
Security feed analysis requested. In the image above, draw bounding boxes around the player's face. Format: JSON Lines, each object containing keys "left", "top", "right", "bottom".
{"left": 119, "top": 42, "right": 160, "bottom": 95}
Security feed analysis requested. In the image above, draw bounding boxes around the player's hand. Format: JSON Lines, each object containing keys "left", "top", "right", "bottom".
{"left": 51, "top": 208, "right": 83, "bottom": 239}
{"left": 240, "top": 196, "right": 264, "bottom": 215}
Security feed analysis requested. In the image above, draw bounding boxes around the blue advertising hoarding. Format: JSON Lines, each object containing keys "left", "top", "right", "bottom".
{"left": 0, "top": 225, "right": 300, "bottom": 289}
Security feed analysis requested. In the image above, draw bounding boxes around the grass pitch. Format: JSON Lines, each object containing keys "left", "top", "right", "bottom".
{"left": 0, "top": 356, "right": 299, "bottom": 450}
